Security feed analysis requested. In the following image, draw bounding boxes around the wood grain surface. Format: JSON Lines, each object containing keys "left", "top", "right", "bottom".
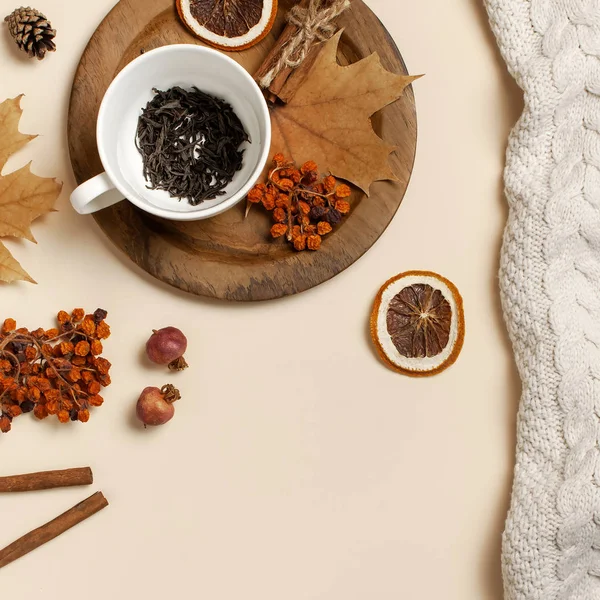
{"left": 67, "top": 0, "right": 417, "bottom": 301}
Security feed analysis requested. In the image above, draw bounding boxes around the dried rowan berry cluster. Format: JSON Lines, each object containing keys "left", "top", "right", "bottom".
{"left": 0, "top": 309, "right": 112, "bottom": 434}
{"left": 248, "top": 154, "right": 352, "bottom": 251}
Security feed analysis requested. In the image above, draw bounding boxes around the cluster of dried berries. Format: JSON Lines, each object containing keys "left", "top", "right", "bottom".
{"left": 248, "top": 154, "right": 352, "bottom": 251}
{"left": 0, "top": 309, "right": 112, "bottom": 434}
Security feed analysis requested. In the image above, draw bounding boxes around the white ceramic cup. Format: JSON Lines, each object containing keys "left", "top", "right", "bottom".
{"left": 70, "top": 44, "right": 271, "bottom": 221}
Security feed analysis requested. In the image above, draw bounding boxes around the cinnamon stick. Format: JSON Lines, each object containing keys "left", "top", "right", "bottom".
{"left": 0, "top": 467, "right": 93, "bottom": 493}
{"left": 254, "top": 0, "right": 345, "bottom": 103}
{"left": 0, "top": 491, "right": 108, "bottom": 569}
{"left": 254, "top": 0, "right": 310, "bottom": 101}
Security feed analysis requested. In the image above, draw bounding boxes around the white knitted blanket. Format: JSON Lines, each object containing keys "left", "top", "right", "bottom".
{"left": 485, "top": 1, "right": 600, "bottom": 598}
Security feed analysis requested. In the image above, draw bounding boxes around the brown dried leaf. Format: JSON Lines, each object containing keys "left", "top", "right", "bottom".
{"left": 0, "top": 241, "right": 35, "bottom": 284}
{"left": 270, "top": 30, "right": 420, "bottom": 195}
{"left": 0, "top": 96, "right": 62, "bottom": 283}
{"left": 0, "top": 96, "right": 36, "bottom": 172}
{"left": 0, "top": 163, "right": 60, "bottom": 242}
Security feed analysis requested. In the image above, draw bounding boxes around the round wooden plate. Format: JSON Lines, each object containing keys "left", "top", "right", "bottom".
{"left": 68, "top": 0, "right": 417, "bottom": 301}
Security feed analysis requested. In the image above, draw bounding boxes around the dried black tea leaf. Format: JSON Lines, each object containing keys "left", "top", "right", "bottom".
{"left": 135, "top": 86, "right": 249, "bottom": 205}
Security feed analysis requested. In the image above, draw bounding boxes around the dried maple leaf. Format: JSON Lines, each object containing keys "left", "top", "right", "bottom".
{"left": 270, "top": 30, "right": 420, "bottom": 195}
{"left": 0, "top": 96, "right": 62, "bottom": 284}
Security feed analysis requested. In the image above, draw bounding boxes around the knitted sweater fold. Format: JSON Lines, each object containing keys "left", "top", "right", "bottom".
{"left": 485, "top": 1, "right": 600, "bottom": 598}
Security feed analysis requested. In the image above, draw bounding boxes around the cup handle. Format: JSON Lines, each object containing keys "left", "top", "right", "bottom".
{"left": 70, "top": 172, "right": 124, "bottom": 215}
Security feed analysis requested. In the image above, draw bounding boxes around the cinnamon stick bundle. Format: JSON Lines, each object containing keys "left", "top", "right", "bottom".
{"left": 254, "top": 0, "right": 350, "bottom": 103}
{"left": 0, "top": 491, "right": 108, "bottom": 569}
{"left": 255, "top": 0, "right": 311, "bottom": 100}
{"left": 0, "top": 467, "right": 93, "bottom": 493}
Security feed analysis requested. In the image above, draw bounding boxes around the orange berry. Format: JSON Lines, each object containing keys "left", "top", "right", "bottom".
{"left": 307, "top": 234, "right": 322, "bottom": 250}
{"left": 33, "top": 404, "right": 48, "bottom": 420}
{"left": 317, "top": 222, "right": 333, "bottom": 235}
{"left": 262, "top": 193, "right": 276, "bottom": 211}
{"left": 98, "top": 373, "right": 111, "bottom": 387}
{"left": 44, "top": 389, "right": 60, "bottom": 402}
{"left": 96, "top": 322, "right": 111, "bottom": 340}
{"left": 301, "top": 160, "right": 318, "bottom": 174}
{"left": 323, "top": 175, "right": 336, "bottom": 193}
{"left": 293, "top": 235, "right": 307, "bottom": 252}
{"left": 335, "top": 199, "right": 351, "bottom": 214}
{"left": 2, "top": 318, "right": 16, "bottom": 333}
{"left": 90, "top": 340, "right": 103, "bottom": 356}
{"left": 335, "top": 184, "right": 352, "bottom": 199}
{"left": 60, "top": 341, "right": 74, "bottom": 356}
{"left": 247, "top": 187, "right": 264, "bottom": 203}
{"left": 71, "top": 308, "right": 85, "bottom": 321}
{"left": 298, "top": 201, "right": 311, "bottom": 215}
{"left": 273, "top": 208, "right": 287, "bottom": 223}
{"left": 46, "top": 400, "right": 59, "bottom": 415}
{"left": 81, "top": 371, "right": 95, "bottom": 384}
{"left": 87, "top": 381, "right": 101, "bottom": 395}
{"left": 89, "top": 395, "right": 104, "bottom": 407}
{"left": 75, "top": 341, "right": 91, "bottom": 357}
{"left": 273, "top": 153, "right": 286, "bottom": 166}
{"left": 34, "top": 377, "right": 51, "bottom": 392}
{"left": 270, "top": 224, "right": 288, "bottom": 239}
{"left": 80, "top": 318, "right": 96, "bottom": 337}
{"left": 78, "top": 409, "right": 90, "bottom": 423}
{"left": 288, "top": 169, "right": 301, "bottom": 184}
{"left": 57, "top": 311, "right": 70, "bottom": 325}
{"left": 66, "top": 368, "right": 81, "bottom": 383}
{"left": 275, "top": 194, "right": 290, "bottom": 208}
{"left": 279, "top": 178, "right": 294, "bottom": 191}
{"left": 57, "top": 410, "right": 70, "bottom": 424}
{"left": 94, "top": 357, "right": 111, "bottom": 375}
{"left": 25, "top": 346, "right": 37, "bottom": 360}
{"left": 0, "top": 416, "right": 11, "bottom": 433}
{"left": 8, "top": 405, "right": 22, "bottom": 418}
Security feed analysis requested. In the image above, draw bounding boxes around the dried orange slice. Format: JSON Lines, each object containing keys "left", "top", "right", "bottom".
{"left": 176, "top": 0, "right": 278, "bottom": 51}
{"left": 370, "top": 271, "right": 465, "bottom": 377}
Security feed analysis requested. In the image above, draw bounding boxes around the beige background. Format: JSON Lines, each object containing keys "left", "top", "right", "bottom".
{"left": 0, "top": 1, "right": 522, "bottom": 598}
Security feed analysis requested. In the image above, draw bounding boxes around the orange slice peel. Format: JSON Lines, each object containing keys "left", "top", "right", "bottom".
{"left": 370, "top": 271, "right": 465, "bottom": 377}
{"left": 176, "top": 0, "right": 278, "bottom": 51}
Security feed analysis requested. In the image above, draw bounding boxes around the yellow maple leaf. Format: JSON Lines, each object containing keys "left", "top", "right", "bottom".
{"left": 270, "top": 30, "right": 420, "bottom": 195}
{"left": 0, "top": 96, "right": 62, "bottom": 284}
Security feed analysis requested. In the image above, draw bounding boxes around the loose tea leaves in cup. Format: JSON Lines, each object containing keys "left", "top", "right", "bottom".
{"left": 135, "top": 86, "right": 249, "bottom": 205}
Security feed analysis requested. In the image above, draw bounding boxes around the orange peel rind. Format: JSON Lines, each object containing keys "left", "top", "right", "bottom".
{"left": 176, "top": 0, "right": 278, "bottom": 51}
{"left": 370, "top": 271, "right": 465, "bottom": 377}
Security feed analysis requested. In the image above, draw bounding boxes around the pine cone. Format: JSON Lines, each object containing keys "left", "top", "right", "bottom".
{"left": 4, "top": 7, "right": 56, "bottom": 60}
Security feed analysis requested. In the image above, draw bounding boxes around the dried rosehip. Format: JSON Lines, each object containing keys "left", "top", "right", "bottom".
{"left": 309, "top": 205, "right": 327, "bottom": 221}
{"left": 20, "top": 400, "right": 34, "bottom": 413}
{"left": 247, "top": 155, "right": 352, "bottom": 253}
{"left": 271, "top": 224, "right": 288, "bottom": 238}
{"left": 93, "top": 308, "right": 108, "bottom": 324}
{"left": 317, "top": 222, "right": 332, "bottom": 235}
{"left": 146, "top": 327, "right": 188, "bottom": 371}
{"left": 325, "top": 208, "right": 343, "bottom": 225}
{"left": 307, "top": 235, "right": 322, "bottom": 251}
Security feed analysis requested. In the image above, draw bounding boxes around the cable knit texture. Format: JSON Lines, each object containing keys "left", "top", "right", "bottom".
{"left": 485, "top": 1, "right": 600, "bottom": 598}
